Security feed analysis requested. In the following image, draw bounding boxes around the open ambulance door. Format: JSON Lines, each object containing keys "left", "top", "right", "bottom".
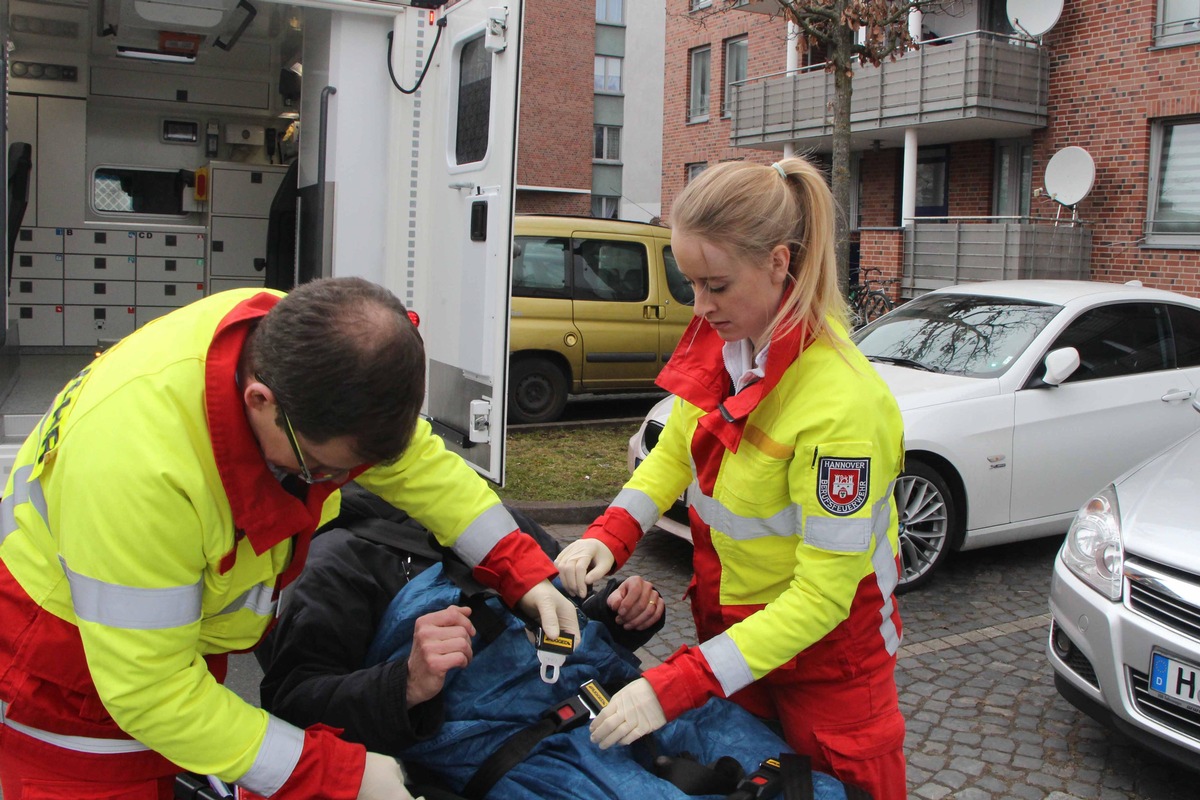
{"left": 304, "top": 0, "right": 522, "bottom": 484}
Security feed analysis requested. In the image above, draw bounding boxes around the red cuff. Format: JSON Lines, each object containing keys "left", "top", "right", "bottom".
{"left": 267, "top": 724, "right": 364, "bottom": 800}
{"left": 583, "top": 507, "right": 643, "bottom": 569}
{"left": 472, "top": 529, "right": 558, "bottom": 606}
{"left": 642, "top": 645, "right": 726, "bottom": 721}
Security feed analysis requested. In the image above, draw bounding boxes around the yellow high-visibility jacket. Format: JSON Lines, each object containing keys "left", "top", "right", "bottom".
{"left": 0, "top": 289, "right": 553, "bottom": 797}
{"left": 585, "top": 314, "right": 905, "bottom": 719}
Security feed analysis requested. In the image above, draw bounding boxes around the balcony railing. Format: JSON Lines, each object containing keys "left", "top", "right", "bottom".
{"left": 900, "top": 218, "right": 1091, "bottom": 296}
{"left": 729, "top": 31, "right": 1048, "bottom": 148}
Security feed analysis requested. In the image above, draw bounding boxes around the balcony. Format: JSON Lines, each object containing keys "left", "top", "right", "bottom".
{"left": 858, "top": 220, "right": 1092, "bottom": 299}
{"left": 729, "top": 31, "right": 1049, "bottom": 150}
{"left": 898, "top": 219, "right": 1092, "bottom": 296}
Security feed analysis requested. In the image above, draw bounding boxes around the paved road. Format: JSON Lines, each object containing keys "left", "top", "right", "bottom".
{"left": 225, "top": 523, "right": 1197, "bottom": 798}
{"left": 565, "top": 525, "right": 1197, "bottom": 800}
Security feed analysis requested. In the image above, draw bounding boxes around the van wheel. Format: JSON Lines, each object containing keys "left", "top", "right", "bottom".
{"left": 508, "top": 358, "right": 568, "bottom": 424}
{"left": 894, "top": 459, "right": 960, "bottom": 593}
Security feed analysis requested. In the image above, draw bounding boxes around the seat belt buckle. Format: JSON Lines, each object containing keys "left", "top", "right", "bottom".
{"left": 735, "top": 756, "right": 782, "bottom": 798}
{"left": 577, "top": 678, "right": 610, "bottom": 718}
{"left": 544, "top": 694, "right": 592, "bottom": 732}
{"left": 543, "top": 679, "right": 611, "bottom": 732}
{"left": 535, "top": 629, "right": 575, "bottom": 684}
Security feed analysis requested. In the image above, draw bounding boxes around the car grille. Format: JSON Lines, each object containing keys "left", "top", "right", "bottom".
{"left": 1129, "top": 666, "right": 1200, "bottom": 743}
{"left": 1126, "top": 557, "right": 1200, "bottom": 642}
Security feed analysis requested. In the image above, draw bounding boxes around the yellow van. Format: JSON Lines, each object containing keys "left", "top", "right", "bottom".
{"left": 509, "top": 215, "right": 694, "bottom": 423}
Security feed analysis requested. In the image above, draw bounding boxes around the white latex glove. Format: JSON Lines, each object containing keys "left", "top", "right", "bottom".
{"left": 516, "top": 579, "right": 581, "bottom": 640}
{"left": 357, "top": 751, "right": 415, "bottom": 800}
{"left": 553, "top": 538, "right": 616, "bottom": 598}
{"left": 589, "top": 677, "right": 666, "bottom": 749}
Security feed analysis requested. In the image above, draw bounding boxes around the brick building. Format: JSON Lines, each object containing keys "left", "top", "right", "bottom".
{"left": 661, "top": 0, "right": 1200, "bottom": 297}
{"left": 515, "top": 0, "right": 664, "bottom": 222}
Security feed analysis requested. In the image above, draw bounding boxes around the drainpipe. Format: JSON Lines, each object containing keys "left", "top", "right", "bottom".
{"left": 784, "top": 20, "right": 798, "bottom": 159}
{"left": 901, "top": 127, "right": 918, "bottom": 226}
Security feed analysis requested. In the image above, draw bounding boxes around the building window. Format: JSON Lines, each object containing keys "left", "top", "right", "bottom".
{"left": 1155, "top": 0, "right": 1200, "bottom": 45}
{"left": 594, "top": 125, "right": 621, "bottom": 161}
{"left": 689, "top": 46, "right": 711, "bottom": 122}
{"left": 686, "top": 162, "right": 708, "bottom": 183}
{"left": 914, "top": 146, "right": 949, "bottom": 219}
{"left": 591, "top": 195, "right": 620, "bottom": 219}
{"left": 596, "top": 0, "right": 623, "bottom": 25}
{"left": 1146, "top": 117, "right": 1200, "bottom": 245}
{"left": 594, "top": 55, "right": 622, "bottom": 93}
{"left": 723, "top": 37, "right": 748, "bottom": 119}
{"left": 691, "top": 0, "right": 713, "bottom": 9}
{"left": 994, "top": 140, "right": 1033, "bottom": 219}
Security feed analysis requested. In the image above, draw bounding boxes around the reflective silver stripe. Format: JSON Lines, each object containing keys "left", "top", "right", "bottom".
{"left": 452, "top": 504, "right": 517, "bottom": 567}
{"left": 691, "top": 491, "right": 799, "bottom": 540}
{"left": 0, "top": 699, "right": 150, "bottom": 754}
{"left": 62, "top": 557, "right": 203, "bottom": 630}
{"left": 871, "top": 486, "right": 901, "bottom": 655}
{"left": 237, "top": 716, "right": 305, "bottom": 797}
{"left": 1, "top": 464, "right": 49, "bottom": 546}
{"left": 611, "top": 488, "right": 661, "bottom": 533}
{"left": 804, "top": 516, "right": 871, "bottom": 552}
{"left": 699, "top": 633, "right": 755, "bottom": 697}
{"left": 216, "top": 582, "right": 277, "bottom": 618}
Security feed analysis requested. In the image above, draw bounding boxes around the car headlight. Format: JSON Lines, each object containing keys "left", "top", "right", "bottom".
{"left": 1062, "top": 485, "right": 1124, "bottom": 601}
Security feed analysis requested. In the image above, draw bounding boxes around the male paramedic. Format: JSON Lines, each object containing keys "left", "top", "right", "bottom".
{"left": 0, "top": 277, "right": 580, "bottom": 800}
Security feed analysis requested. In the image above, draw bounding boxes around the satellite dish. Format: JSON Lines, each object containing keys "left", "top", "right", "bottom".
{"left": 1044, "top": 146, "right": 1095, "bottom": 207}
{"left": 1006, "top": 0, "right": 1064, "bottom": 38}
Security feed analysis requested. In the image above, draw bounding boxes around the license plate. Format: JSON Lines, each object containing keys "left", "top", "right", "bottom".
{"left": 1149, "top": 651, "right": 1200, "bottom": 710}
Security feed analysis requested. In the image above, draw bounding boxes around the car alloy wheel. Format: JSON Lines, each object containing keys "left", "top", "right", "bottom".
{"left": 893, "top": 460, "right": 956, "bottom": 592}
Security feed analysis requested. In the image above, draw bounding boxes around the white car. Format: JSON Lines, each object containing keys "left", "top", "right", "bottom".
{"left": 627, "top": 280, "right": 1200, "bottom": 591}
{"left": 1048, "top": 398, "right": 1200, "bottom": 768}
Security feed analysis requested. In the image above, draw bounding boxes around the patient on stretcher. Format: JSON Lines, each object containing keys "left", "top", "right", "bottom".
{"left": 255, "top": 487, "right": 865, "bottom": 800}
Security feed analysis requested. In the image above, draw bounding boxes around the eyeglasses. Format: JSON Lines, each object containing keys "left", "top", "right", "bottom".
{"left": 257, "top": 374, "right": 346, "bottom": 484}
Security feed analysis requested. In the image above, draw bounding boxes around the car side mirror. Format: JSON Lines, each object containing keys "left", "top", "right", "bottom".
{"left": 1043, "top": 347, "right": 1081, "bottom": 386}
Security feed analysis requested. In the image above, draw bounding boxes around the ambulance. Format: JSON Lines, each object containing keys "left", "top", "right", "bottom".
{"left": 0, "top": 0, "right": 522, "bottom": 483}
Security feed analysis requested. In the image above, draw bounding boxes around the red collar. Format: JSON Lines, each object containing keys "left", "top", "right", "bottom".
{"left": 656, "top": 316, "right": 809, "bottom": 452}
{"left": 205, "top": 294, "right": 341, "bottom": 561}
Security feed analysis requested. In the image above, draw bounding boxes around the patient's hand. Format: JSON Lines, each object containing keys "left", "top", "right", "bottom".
{"left": 607, "top": 576, "right": 663, "bottom": 631}
{"left": 407, "top": 605, "right": 475, "bottom": 707}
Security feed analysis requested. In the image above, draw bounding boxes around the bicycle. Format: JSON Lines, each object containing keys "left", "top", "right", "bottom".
{"left": 847, "top": 267, "right": 898, "bottom": 329}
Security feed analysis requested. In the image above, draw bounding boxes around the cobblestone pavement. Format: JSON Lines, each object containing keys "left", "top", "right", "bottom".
{"left": 543, "top": 524, "right": 1199, "bottom": 800}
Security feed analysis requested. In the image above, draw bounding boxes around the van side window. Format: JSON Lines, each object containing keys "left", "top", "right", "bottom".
{"left": 512, "top": 237, "right": 570, "bottom": 298}
{"left": 573, "top": 239, "right": 647, "bottom": 302}
{"left": 663, "top": 247, "right": 694, "bottom": 305}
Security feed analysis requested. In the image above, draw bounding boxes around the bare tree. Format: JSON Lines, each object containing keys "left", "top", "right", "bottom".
{"left": 700, "top": 0, "right": 951, "bottom": 290}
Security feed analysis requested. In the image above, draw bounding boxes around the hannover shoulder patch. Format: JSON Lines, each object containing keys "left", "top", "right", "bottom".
{"left": 817, "top": 456, "right": 870, "bottom": 516}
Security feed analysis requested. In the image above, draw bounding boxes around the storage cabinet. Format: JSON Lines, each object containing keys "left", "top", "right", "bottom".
{"left": 12, "top": 227, "right": 64, "bottom": 345}
{"left": 206, "top": 162, "right": 288, "bottom": 292}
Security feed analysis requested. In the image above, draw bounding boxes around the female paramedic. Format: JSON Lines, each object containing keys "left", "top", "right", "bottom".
{"left": 554, "top": 158, "right": 908, "bottom": 800}
{"left": 0, "top": 277, "right": 579, "bottom": 800}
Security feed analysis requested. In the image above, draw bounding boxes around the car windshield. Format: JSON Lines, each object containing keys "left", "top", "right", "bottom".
{"left": 851, "top": 293, "right": 1062, "bottom": 378}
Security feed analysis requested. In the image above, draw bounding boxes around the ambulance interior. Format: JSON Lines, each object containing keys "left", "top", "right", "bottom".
{"left": 3, "top": 0, "right": 327, "bottom": 355}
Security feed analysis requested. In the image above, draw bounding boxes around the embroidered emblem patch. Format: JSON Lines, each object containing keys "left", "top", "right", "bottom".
{"left": 817, "top": 457, "right": 870, "bottom": 516}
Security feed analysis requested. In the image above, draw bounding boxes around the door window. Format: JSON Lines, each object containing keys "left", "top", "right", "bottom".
{"left": 572, "top": 239, "right": 648, "bottom": 302}
{"left": 1050, "top": 303, "right": 1172, "bottom": 382}
{"left": 1167, "top": 303, "right": 1200, "bottom": 367}
{"left": 663, "top": 246, "right": 694, "bottom": 305}
{"left": 512, "top": 237, "right": 569, "bottom": 298}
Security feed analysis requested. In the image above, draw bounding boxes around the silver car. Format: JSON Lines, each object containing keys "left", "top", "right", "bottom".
{"left": 1048, "top": 397, "right": 1200, "bottom": 769}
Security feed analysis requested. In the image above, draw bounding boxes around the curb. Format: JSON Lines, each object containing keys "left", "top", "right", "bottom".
{"left": 506, "top": 500, "right": 609, "bottom": 526}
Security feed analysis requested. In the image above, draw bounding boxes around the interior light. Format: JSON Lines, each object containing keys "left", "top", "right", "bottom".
{"left": 115, "top": 46, "right": 197, "bottom": 64}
